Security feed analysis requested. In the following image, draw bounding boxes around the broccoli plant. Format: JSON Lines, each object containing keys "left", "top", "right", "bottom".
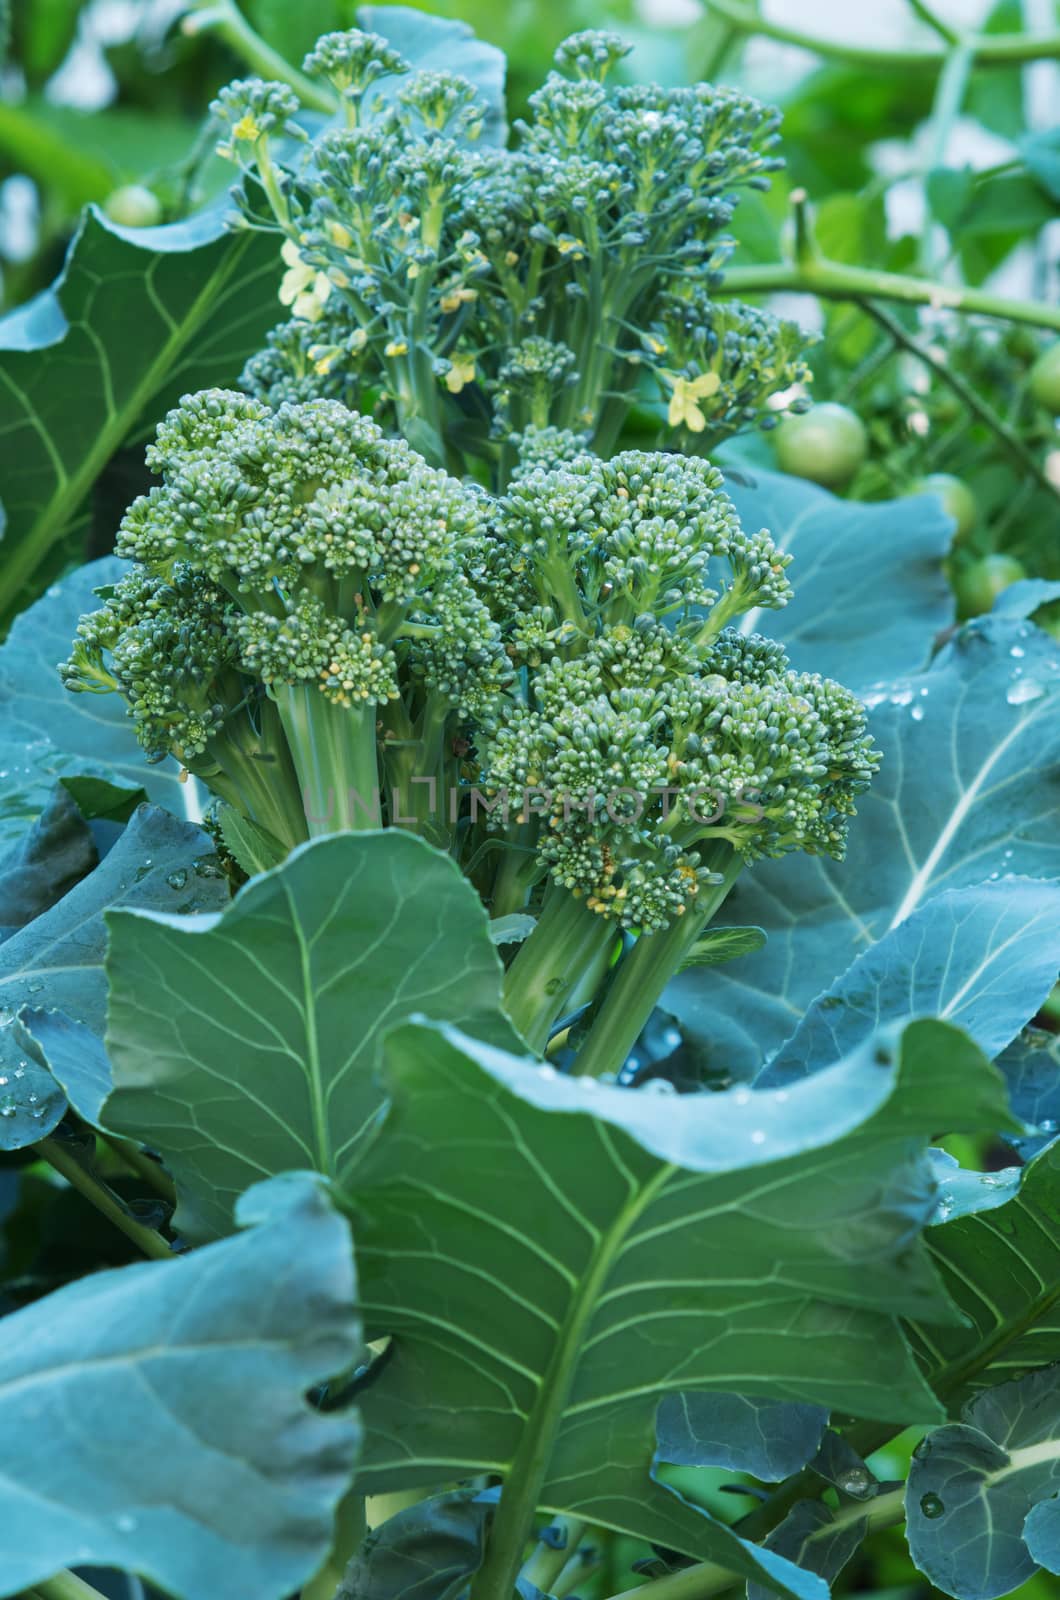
{"left": 0, "top": 12, "right": 1058, "bottom": 1600}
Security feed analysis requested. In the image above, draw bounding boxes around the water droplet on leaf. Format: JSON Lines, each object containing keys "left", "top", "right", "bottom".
{"left": 166, "top": 868, "right": 188, "bottom": 890}
{"left": 920, "top": 1493, "right": 945, "bottom": 1519}
{"left": 1007, "top": 679, "right": 1045, "bottom": 705}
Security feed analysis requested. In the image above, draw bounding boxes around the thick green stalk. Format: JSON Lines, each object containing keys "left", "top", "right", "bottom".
{"left": 608, "top": 1488, "right": 906, "bottom": 1600}
{"left": 30, "top": 1572, "right": 110, "bottom": 1600}
{"left": 716, "top": 258, "right": 1060, "bottom": 333}
{"left": 572, "top": 849, "right": 741, "bottom": 1081}
{"left": 36, "top": 1139, "right": 174, "bottom": 1261}
{"left": 503, "top": 889, "right": 619, "bottom": 1052}
{"left": 272, "top": 684, "right": 382, "bottom": 836}
{"left": 187, "top": 0, "right": 335, "bottom": 110}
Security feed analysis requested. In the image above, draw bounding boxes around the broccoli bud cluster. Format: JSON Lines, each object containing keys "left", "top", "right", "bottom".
{"left": 468, "top": 452, "right": 877, "bottom": 930}
{"left": 210, "top": 28, "right": 809, "bottom": 478}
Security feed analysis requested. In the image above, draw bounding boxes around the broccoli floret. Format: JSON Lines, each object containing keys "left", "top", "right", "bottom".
{"left": 65, "top": 390, "right": 507, "bottom": 844}
{"left": 210, "top": 31, "right": 794, "bottom": 475}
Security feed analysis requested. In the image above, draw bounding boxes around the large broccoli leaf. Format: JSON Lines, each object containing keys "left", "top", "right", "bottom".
{"left": 345, "top": 1015, "right": 1014, "bottom": 1580}
{"left": 665, "top": 615, "right": 1060, "bottom": 1077}
{"left": 0, "top": 1173, "right": 362, "bottom": 1600}
{"left": 906, "top": 1365, "right": 1060, "bottom": 1600}
{"left": 101, "top": 831, "right": 519, "bottom": 1239}
{"left": 0, "top": 557, "right": 187, "bottom": 840}
{"left": 0, "top": 205, "right": 281, "bottom": 625}
{"left": 725, "top": 468, "right": 953, "bottom": 686}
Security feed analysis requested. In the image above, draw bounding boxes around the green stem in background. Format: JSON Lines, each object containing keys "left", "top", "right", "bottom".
{"left": 36, "top": 1138, "right": 174, "bottom": 1261}
{"left": 300, "top": 1487, "right": 367, "bottom": 1600}
{"left": 503, "top": 889, "right": 619, "bottom": 1053}
{"left": 97, "top": 1130, "right": 177, "bottom": 1206}
{"left": 905, "top": 0, "right": 960, "bottom": 45}
{"left": 606, "top": 1488, "right": 906, "bottom": 1600}
{"left": 186, "top": 0, "right": 335, "bottom": 111}
{"left": 29, "top": 1571, "right": 111, "bottom": 1600}
{"left": 861, "top": 299, "right": 1060, "bottom": 499}
{"left": 703, "top": 0, "right": 1060, "bottom": 69}
{"left": 272, "top": 685, "right": 382, "bottom": 836}
{"left": 573, "top": 849, "right": 741, "bottom": 1081}
{"left": 716, "top": 258, "right": 1060, "bottom": 333}
{"left": 520, "top": 1517, "right": 587, "bottom": 1596}
{"left": 918, "top": 41, "right": 974, "bottom": 273}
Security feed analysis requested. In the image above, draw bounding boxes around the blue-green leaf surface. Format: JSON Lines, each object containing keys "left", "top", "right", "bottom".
{"left": 0, "top": 204, "right": 281, "bottom": 621}
{"left": 725, "top": 469, "right": 952, "bottom": 685}
{"left": 766, "top": 878, "right": 1060, "bottom": 1082}
{"left": 997, "top": 1028, "right": 1060, "bottom": 1160}
{"left": 102, "top": 831, "right": 517, "bottom": 1239}
{"left": 667, "top": 616, "right": 1060, "bottom": 1078}
{"left": 358, "top": 6, "right": 507, "bottom": 142}
{"left": 0, "top": 1173, "right": 361, "bottom": 1600}
{"left": 336, "top": 1489, "right": 491, "bottom": 1600}
{"left": 746, "top": 1501, "right": 868, "bottom": 1600}
{"left": 906, "top": 1365, "right": 1060, "bottom": 1600}
{"left": 348, "top": 1017, "right": 1013, "bottom": 1579}
{"left": 905, "top": 1141, "right": 1060, "bottom": 1403}
{"left": 0, "top": 558, "right": 187, "bottom": 837}
{"left": 0, "top": 782, "right": 95, "bottom": 935}
{"left": 655, "top": 1393, "right": 828, "bottom": 1481}
{"left": 0, "top": 804, "right": 227, "bottom": 1033}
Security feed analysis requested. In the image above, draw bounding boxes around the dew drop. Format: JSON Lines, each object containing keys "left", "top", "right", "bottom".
{"left": 1038, "top": 1118, "right": 1058, "bottom": 1134}
{"left": 192, "top": 856, "right": 224, "bottom": 879}
{"left": 1007, "top": 679, "right": 1045, "bottom": 705}
{"left": 920, "top": 1493, "right": 945, "bottom": 1519}
{"left": 12, "top": 1064, "right": 25, "bottom": 1079}
{"left": 26, "top": 979, "right": 44, "bottom": 994}
{"left": 133, "top": 864, "right": 153, "bottom": 883}
{"left": 750, "top": 1129, "right": 766, "bottom": 1145}
{"left": 0, "top": 1105, "right": 15, "bottom": 1119}
{"left": 544, "top": 977, "right": 564, "bottom": 995}
{"left": 166, "top": 868, "right": 188, "bottom": 890}
{"left": 890, "top": 688, "right": 914, "bottom": 707}
{"left": 1010, "top": 645, "right": 1026, "bottom": 659}
{"left": 116, "top": 1514, "right": 137, "bottom": 1533}
{"left": 732, "top": 1089, "right": 751, "bottom": 1106}
{"left": 538, "top": 1064, "right": 558, "bottom": 1079}
{"left": 643, "top": 1079, "right": 677, "bottom": 1095}
{"left": 580, "top": 1076, "right": 600, "bottom": 1090}
{"left": 838, "top": 1467, "right": 873, "bottom": 1497}
{"left": 0, "top": 1076, "right": 7, "bottom": 1087}
{"left": 911, "top": 705, "right": 925, "bottom": 721}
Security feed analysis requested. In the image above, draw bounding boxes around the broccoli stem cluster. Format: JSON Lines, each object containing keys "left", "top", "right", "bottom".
{"left": 211, "top": 28, "right": 812, "bottom": 485}
{"left": 63, "top": 391, "right": 878, "bottom": 1070}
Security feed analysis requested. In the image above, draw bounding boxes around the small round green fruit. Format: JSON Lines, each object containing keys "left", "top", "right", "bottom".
{"left": 912, "top": 473, "right": 977, "bottom": 543}
{"left": 1029, "top": 342, "right": 1060, "bottom": 414}
{"left": 773, "top": 402, "right": 868, "bottom": 490}
{"left": 955, "top": 553, "right": 1027, "bottom": 616}
{"left": 103, "top": 185, "right": 163, "bottom": 228}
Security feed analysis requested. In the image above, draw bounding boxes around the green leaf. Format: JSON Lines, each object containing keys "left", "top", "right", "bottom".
{"left": 357, "top": 4, "right": 508, "bottom": 143}
{"left": 18, "top": 1007, "right": 111, "bottom": 1128}
{"left": 926, "top": 166, "right": 976, "bottom": 232}
{"left": 655, "top": 1393, "right": 828, "bottom": 1482}
{"left": 0, "top": 804, "right": 228, "bottom": 1034}
{"left": 766, "top": 879, "right": 1060, "bottom": 1081}
{"left": 666, "top": 616, "right": 1060, "bottom": 1077}
{"left": 0, "top": 557, "right": 187, "bottom": 838}
{"left": 0, "top": 1172, "right": 362, "bottom": 1600}
{"left": 348, "top": 1017, "right": 1011, "bottom": 1574}
{"left": 746, "top": 1501, "right": 869, "bottom": 1600}
{"left": 0, "top": 782, "right": 95, "bottom": 937}
{"left": 219, "top": 802, "right": 288, "bottom": 876}
{"left": 0, "top": 1015, "right": 67, "bottom": 1149}
{"left": 336, "top": 1489, "right": 491, "bottom": 1600}
{"left": 678, "top": 924, "right": 767, "bottom": 973}
{"left": 724, "top": 469, "right": 953, "bottom": 686}
{"left": 997, "top": 1027, "right": 1060, "bottom": 1161}
{"left": 906, "top": 1365, "right": 1060, "bottom": 1600}
{"left": 102, "top": 831, "right": 518, "bottom": 1240}
{"left": 1020, "top": 128, "right": 1060, "bottom": 203}
{"left": 906, "top": 1142, "right": 1060, "bottom": 1405}
{"left": 0, "top": 203, "right": 281, "bottom": 621}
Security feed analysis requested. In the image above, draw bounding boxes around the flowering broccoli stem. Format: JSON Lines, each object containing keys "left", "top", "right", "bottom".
{"left": 503, "top": 889, "right": 621, "bottom": 1053}
{"left": 572, "top": 845, "right": 743, "bottom": 1081}
{"left": 271, "top": 683, "right": 382, "bottom": 835}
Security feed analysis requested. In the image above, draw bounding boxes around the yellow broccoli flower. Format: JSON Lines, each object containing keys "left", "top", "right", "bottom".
{"left": 445, "top": 356, "right": 476, "bottom": 394}
{"left": 666, "top": 371, "right": 722, "bottom": 433}
{"left": 279, "top": 239, "right": 332, "bottom": 323}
